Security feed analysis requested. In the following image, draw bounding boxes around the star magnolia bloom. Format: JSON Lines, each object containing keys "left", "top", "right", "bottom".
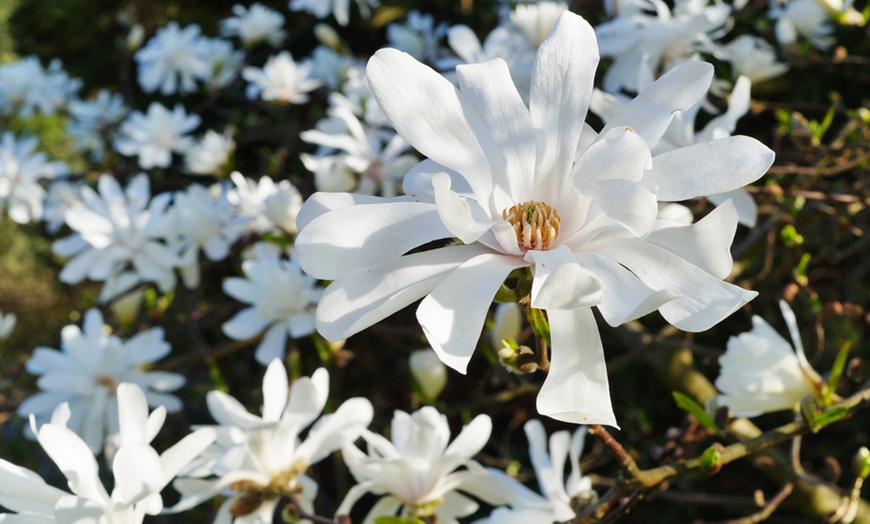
{"left": 0, "top": 385, "right": 214, "bottom": 523}
{"left": 222, "top": 243, "right": 322, "bottom": 365}
{"left": 337, "top": 407, "right": 512, "bottom": 522}
{"left": 0, "top": 132, "right": 69, "bottom": 225}
{"left": 172, "top": 360, "right": 373, "bottom": 522}
{"left": 18, "top": 308, "right": 185, "bottom": 454}
{"left": 115, "top": 103, "right": 201, "bottom": 169}
{"left": 295, "top": 12, "right": 773, "bottom": 426}
{"left": 715, "top": 300, "right": 823, "bottom": 417}
{"left": 52, "top": 173, "right": 180, "bottom": 302}
{"left": 478, "top": 420, "right": 594, "bottom": 523}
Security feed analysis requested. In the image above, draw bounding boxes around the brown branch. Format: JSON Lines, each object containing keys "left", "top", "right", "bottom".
{"left": 700, "top": 482, "right": 795, "bottom": 524}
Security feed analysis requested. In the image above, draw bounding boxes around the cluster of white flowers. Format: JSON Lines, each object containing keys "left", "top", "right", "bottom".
{"left": 0, "top": 56, "right": 81, "bottom": 118}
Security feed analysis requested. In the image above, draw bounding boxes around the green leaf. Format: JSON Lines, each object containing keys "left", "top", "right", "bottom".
{"left": 825, "top": 342, "right": 851, "bottom": 405}
{"left": 672, "top": 391, "right": 717, "bottom": 431}
{"left": 374, "top": 516, "right": 426, "bottom": 524}
{"left": 207, "top": 358, "right": 228, "bottom": 393}
{"left": 527, "top": 307, "right": 550, "bottom": 346}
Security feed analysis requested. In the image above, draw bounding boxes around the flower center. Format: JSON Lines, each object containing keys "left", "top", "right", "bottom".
{"left": 502, "top": 201, "right": 561, "bottom": 251}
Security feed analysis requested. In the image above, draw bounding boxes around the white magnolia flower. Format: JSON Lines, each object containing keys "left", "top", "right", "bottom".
{"left": 221, "top": 3, "right": 286, "bottom": 47}
{"left": 408, "top": 349, "right": 448, "bottom": 402}
{"left": 595, "top": 0, "right": 731, "bottom": 93}
{"left": 0, "top": 57, "right": 81, "bottom": 118}
{"left": 201, "top": 38, "right": 245, "bottom": 91}
{"left": 478, "top": 420, "right": 594, "bottom": 523}
{"left": 300, "top": 98, "right": 418, "bottom": 197}
{"left": 228, "top": 172, "right": 304, "bottom": 234}
{"left": 0, "top": 311, "right": 15, "bottom": 341}
{"left": 770, "top": 0, "right": 835, "bottom": 50}
{"left": 18, "top": 308, "right": 185, "bottom": 454}
{"left": 715, "top": 300, "right": 824, "bottom": 417}
{"left": 289, "top": 0, "right": 379, "bottom": 26}
{"left": 0, "top": 132, "right": 69, "bottom": 224}
{"left": 296, "top": 12, "right": 773, "bottom": 426}
{"left": 185, "top": 129, "right": 236, "bottom": 176}
{"left": 67, "top": 89, "right": 129, "bottom": 161}
{"left": 510, "top": 1, "right": 569, "bottom": 47}
{"left": 42, "top": 180, "right": 84, "bottom": 234}
{"left": 308, "top": 45, "right": 357, "bottom": 90}
{"left": 338, "top": 407, "right": 512, "bottom": 522}
{"left": 387, "top": 10, "right": 447, "bottom": 64}
{"left": 172, "top": 360, "right": 373, "bottom": 522}
{"left": 115, "top": 102, "right": 200, "bottom": 169}
{"left": 52, "top": 173, "right": 179, "bottom": 302}
{"left": 243, "top": 51, "right": 321, "bottom": 104}
{"left": 168, "top": 183, "right": 248, "bottom": 288}
{"left": 1, "top": 385, "right": 214, "bottom": 523}
{"left": 222, "top": 243, "right": 322, "bottom": 365}
{"left": 591, "top": 75, "right": 758, "bottom": 226}
{"left": 716, "top": 35, "right": 789, "bottom": 84}
{"left": 135, "top": 22, "right": 211, "bottom": 95}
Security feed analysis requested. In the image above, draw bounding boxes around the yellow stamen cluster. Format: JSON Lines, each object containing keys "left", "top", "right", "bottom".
{"left": 502, "top": 201, "right": 561, "bottom": 251}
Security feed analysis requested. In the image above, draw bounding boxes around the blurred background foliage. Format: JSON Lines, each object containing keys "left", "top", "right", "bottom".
{"left": 0, "top": 0, "right": 869, "bottom": 522}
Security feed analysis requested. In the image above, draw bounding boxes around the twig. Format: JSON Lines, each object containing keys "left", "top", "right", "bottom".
{"left": 700, "top": 482, "right": 795, "bottom": 524}
{"left": 589, "top": 425, "right": 643, "bottom": 480}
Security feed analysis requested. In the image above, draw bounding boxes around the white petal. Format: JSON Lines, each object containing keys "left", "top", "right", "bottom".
{"left": 366, "top": 48, "right": 490, "bottom": 198}
{"left": 111, "top": 444, "right": 164, "bottom": 505}
{"left": 590, "top": 179, "right": 658, "bottom": 237}
{"left": 526, "top": 246, "right": 603, "bottom": 310}
{"left": 537, "top": 307, "right": 618, "bottom": 426}
{"left": 262, "top": 359, "right": 289, "bottom": 422}
{"left": 575, "top": 252, "right": 676, "bottom": 326}
{"left": 456, "top": 58, "right": 535, "bottom": 208}
{"left": 418, "top": 253, "right": 525, "bottom": 373}
{"left": 206, "top": 391, "right": 262, "bottom": 428}
{"left": 432, "top": 172, "right": 492, "bottom": 244}
{"left": 36, "top": 424, "right": 110, "bottom": 502}
{"left": 595, "top": 237, "right": 756, "bottom": 331}
{"left": 530, "top": 12, "right": 599, "bottom": 204}
{"left": 444, "top": 414, "right": 492, "bottom": 459}
{"left": 295, "top": 192, "right": 398, "bottom": 231}
{"left": 598, "top": 61, "right": 713, "bottom": 148}
{"left": 158, "top": 427, "right": 216, "bottom": 482}
{"left": 295, "top": 201, "right": 450, "bottom": 280}
{"left": 221, "top": 308, "right": 270, "bottom": 340}
{"left": 643, "top": 136, "right": 774, "bottom": 201}
{"left": 707, "top": 188, "right": 758, "bottom": 228}
{"left": 645, "top": 199, "right": 739, "bottom": 279}
{"left": 254, "top": 323, "right": 288, "bottom": 365}
{"left": 316, "top": 244, "right": 488, "bottom": 342}
{"left": 295, "top": 397, "right": 374, "bottom": 464}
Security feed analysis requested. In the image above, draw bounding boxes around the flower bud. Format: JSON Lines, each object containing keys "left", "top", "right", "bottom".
{"left": 0, "top": 312, "right": 16, "bottom": 341}
{"left": 314, "top": 23, "right": 341, "bottom": 51}
{"left": 409, "top": 349, "right": 447, "bottom": 402}
{"left": 491, "top": 302, "right": 522, "bottom": 349}
{"left": 110, "top": 288, "right": 145, "bottom": 327}
{"left": 126, "top": 24, "right": 145, "bottom": 51}
{"left": 855, "top": 447, "right": 870, "bottom": 480}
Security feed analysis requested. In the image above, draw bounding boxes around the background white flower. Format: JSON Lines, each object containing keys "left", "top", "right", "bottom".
{"left": 135, "top": 21, "right": 211, "bottom": 95}
{"left": 172, "top": 360, "right": 373, "bottom": 522}
{"left": 67, "top": 89, "right": 129, "bottom": 161}
{"left": 715, "top": 300, "right": 824, "bottom": 417}
{"left": 338, "top": 407, "right": 512, "bottom": 522}
{"left": 289, "top": 0, "right": 379, "bottom": 26}
{"left": 243, "top": 51, "right": 321, "bottom": 104}
{"left": 1, "top": 385, "right": 214, "bottom": 522}
{"left": 115, "top": 103, "right": 201, "bottom": 169}
{"left": 222, "top": 243, "right": 322, "bottom": 365}
{"left": 185, "top": 130, "right": 236, "bottom": 176}
{"left": 17, "top": 308, "right": 185, "bottom": 454}
{"left": 228, "top": 172, "right": 304, "bottom": 234}
{"left": 0, "top": 132, "right": 69, "bottom": 225}
{"left": 220, "top": 3, "right": 286, "bottom": 47}
{"left": 52, "top": 174, "right": 179, "bottom": 302}
{"left": 168, "top": 183, "right": 248, "bottom": 288}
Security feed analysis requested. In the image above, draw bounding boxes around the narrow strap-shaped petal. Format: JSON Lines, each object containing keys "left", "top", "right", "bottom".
{"left": 295, "top": 201, "right": 450, "bottom": 280}
{"left": 316, "top": 244, "right": 489, "bottom": 342}
{"left": 456, "top": 58, "right": 535, "bottom": 210}
{"left": 417, "top": 253, "right": 526, "bottom": 373}
{"left": 536, "top": 307, "right": 618, "bottom": 427}
{"left": 530, "top": 12, "right": 599, "bottom": 205}
{"left": 366, "top": 48, "right": 491, "bottom": 199}
{"left": 526, "top": 246, "right": 603, "bottom": 311}
{"left": 643, "top": 136, "right": 774, "bottom": 201}
{"left": 598, "top": 61, "right": 713, "bottom": 149}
